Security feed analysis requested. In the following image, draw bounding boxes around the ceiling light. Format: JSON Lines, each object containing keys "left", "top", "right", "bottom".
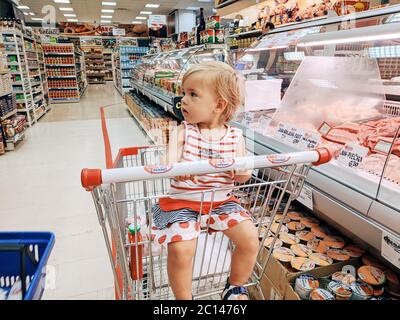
{"left": 59, "top": 7, "right": 74, "bottom": 11}
{"left": 145, "top": 4, "right": 160, "bottom": 8}
{"left": 23, "top": 12, "right": 28, "bottom": 16}
{"left": 132, "top": 21, "right": 143, "bottom": 24}
{"left": 29, "top": 12, "right": 35, "bottom": 16}
{"left": 67, "top": 19, "right": 79, "bottom": 22}
{"left": 140, "top": 11, "right": 152, "bottom": 15}
{"left": 17, "top": 5, "right": 30, "bottom": 10}
{"left": 64, "top": 13, "right": 76, "bottom": 17}
{"left": 31, "top": 18, "right": 44, "bottom": 21}
{"left": 136, "top": 17, "right": 147, "bottom": 20}
{"left": 102, "top": 1, "right": 116, "bottom": 5}
{"left": 186, "top": 6, "right": 200, "bottom": 10}
{"left": 101, "top": 9, "right": 114, "bottom": 13}
{"left": 101, "top": 20, "right": 112, "bottom": 23}
{"left": 54, "top": 0, "right": 70, "bottom": 3}
{"left": 198, "top": 0, "right": 213, "bottom": 2}
{"left": 101, "top": 15, "right": 112, "bottom": 18}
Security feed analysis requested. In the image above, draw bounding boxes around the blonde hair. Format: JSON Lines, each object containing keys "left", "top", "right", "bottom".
{"left": 182, "top": 61, "right": 245, "bottom": 122}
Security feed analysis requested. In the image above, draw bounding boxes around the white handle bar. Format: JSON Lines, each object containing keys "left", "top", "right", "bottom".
{"left": 81, "top": 148, "right": 331, "bottom": 190}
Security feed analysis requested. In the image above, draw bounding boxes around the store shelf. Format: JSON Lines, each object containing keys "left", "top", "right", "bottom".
{"left": 0, "top": 109, "right": 17, "bottom": 121}
{"left": 0, "top": 90, "right": 12, "bottom": 97}
{"left": 45, "top": 64, "right": 75, "bottom": 67}
{"left": 226, "top": 29, "right": 262, "bottom": 39}
{"left": 44, "top": 52, "right": 74, "bottom": 56}
{"left": 48, "top": 87, "right": 78, "bottom": 90}
{"left": 47, "top": 75, "right": 76, "bottom": 79}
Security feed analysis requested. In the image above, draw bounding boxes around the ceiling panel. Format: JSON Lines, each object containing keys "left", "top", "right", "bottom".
{"left": 17, "top": 0, "right": 214, "bottom": 24}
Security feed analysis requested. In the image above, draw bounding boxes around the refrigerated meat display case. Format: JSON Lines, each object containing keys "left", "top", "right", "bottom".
{"left": 232, "top": 5, "right": 400, "bottom": 270}
{"left": 130, "top": 44, "right": 228, "bottom": 119}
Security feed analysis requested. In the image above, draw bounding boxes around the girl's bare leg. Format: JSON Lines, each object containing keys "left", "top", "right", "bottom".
{"left": 167, "top": 239, "right": 197, "bottom": 300}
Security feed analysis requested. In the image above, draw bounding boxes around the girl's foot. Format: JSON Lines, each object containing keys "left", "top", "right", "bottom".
{"left": 221, "top": 283, "right": 249, "bottom": 300}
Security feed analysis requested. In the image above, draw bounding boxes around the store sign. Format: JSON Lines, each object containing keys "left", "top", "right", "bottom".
{"left": 113, "top": 28, "right": 126, "bottom": 36}
{"left": 381, "top": 231, "right": 400, "bottom": 269}
{"left": 274, "top": 122, "right": 321, "bottom": 150}
{"left": 297, "top": 184, "right": 313, "bottom": 211}
{"left": 337, "top": 143, "right": 369, "bottom": 169}
{"left": 148, "top": 15, "right": 167, "bottom": 27}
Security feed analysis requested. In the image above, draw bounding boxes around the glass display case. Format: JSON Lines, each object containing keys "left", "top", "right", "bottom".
{"left": 130, "top": 44, "right": 227, "bottom": 119}
{"left": 232, "top": 6, "right": 400, "bottom": 265}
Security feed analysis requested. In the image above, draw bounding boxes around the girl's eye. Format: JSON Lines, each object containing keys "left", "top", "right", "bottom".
{"left": 191, "top": 92, "right": 197, "bottom": 97}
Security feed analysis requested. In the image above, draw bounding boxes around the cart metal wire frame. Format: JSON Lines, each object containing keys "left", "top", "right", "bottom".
{"left": 81, "top": 107, "right": 331, "bottom": 300}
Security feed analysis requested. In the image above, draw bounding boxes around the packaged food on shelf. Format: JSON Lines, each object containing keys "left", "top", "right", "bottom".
{"left": 2, "top": 114, "right": 26, "bottom": 139}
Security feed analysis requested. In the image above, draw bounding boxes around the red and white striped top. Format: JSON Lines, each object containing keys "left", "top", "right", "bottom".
{"left": 168, "top": 121, "right": 243, "bottom": 202}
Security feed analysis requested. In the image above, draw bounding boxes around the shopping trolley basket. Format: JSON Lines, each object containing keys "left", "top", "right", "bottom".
{"left": 81, "top": 143, "right": 331, "bottom": 300}
{"left": 0, "top": 232, "right": 55, "bottom": 300}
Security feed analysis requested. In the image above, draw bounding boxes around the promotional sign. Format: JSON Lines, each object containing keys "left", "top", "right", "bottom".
{"left": 148, "top": 15, "right": 168, "bottom": 38}
{"left": 274, "top": 122, "right": 321, "bottom": 151}
{"left": 59, "top": 22, "right": 148, "bottom": 37}
{"left": 112, "top": 28, "right": 126, "bottom": 36}
{"left": 381, "top": 231, "right": 400, "bottom": 269}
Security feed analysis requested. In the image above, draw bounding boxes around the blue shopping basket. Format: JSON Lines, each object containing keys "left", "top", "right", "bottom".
{"left": 0, "top": 232, "right": 55, "bottom": 300}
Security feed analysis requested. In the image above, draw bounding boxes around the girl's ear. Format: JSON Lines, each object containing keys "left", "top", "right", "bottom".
{"left": 215, "top": 98, "right": 228, "bottom": 114}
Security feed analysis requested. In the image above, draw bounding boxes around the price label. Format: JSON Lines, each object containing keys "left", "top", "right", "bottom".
{"left": 337, "top": 143, "right": 369, "bottom": 169}
{"left": 300, "top": 131, "right": 321, "bottom": 150}
{"left": 274, "top": 123, "right": 320, "bottom": 150}
{"left": 381, "top": 231, "right": 400, "bottom": 269}
{"left": 373, "top": 139, "right": 392, "bottom": 155}
{"left": 318, "top": 122, "right": 332, "bottom": 136}
{"left": 297, "top": 184, "right": 313, "bottom": 210}
{"left": 242, "top": 112, "right": 255, "bottom": 127}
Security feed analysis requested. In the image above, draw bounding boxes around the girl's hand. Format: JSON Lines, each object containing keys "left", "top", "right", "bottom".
{"left": 175, "top": 175, "right": 199, "bottom": 183}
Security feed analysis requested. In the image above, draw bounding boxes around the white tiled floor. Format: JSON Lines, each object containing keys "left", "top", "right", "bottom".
{"left": 0, "top": 83, "right": 149, "bottom": 299}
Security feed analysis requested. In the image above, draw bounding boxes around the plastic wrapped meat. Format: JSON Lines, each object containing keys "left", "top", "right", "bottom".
{"left": 333, "top": 122, "right": 362, "bottom": 134}
{"left": 324, "top": 128, "right": 359, "bottom": 145}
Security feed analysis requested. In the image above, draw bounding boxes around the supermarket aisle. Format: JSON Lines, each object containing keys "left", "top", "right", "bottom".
{"left": 0, "top": 83, "right": 149, "bottom": 299}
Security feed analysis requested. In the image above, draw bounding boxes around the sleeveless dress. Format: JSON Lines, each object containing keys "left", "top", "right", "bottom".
{"left": 150, "top": 121, "right": 251, "bottom": 246}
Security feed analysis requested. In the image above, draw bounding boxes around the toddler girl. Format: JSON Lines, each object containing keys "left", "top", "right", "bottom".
{"left": 151, "top": 61, "right": 259, "bottom": 300}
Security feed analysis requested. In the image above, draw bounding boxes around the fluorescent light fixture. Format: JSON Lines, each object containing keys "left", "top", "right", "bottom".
{"left": 59, "top": 7, "right": 74, "bottom": 11}
{"left": 132, "top": 21, "right": 143, "bottom": 24}
{"left": 67, "top": 19, "right": 79, "bottom": 22}
{"left": 64, "top": 13, "right": 76, "bottom": 17}
{"left": 101, "top": 15, "right": 112, "bottom": 18}
{"left": 54, "top": 0, "right": 70, "bottom": 3}
{"left": 186, "top": 7, "right": 200, "bottom": 10}
{"left": 18, "top": 5, "right": 30, "bottom": 10}
{"left": 298, "top": 23, "right": 400, "bottom": 47}
{"left": 309, "top": 79, "right": 338, "bottom": 89}
{"left": 23, "top": 12, "right": 28, "bottom": 16}
{"left": 29, "top": 12, "right": 35, "bottom": 16}
{"left": 140, "top": 11, "right": 152, "bottom": 15}
{"left": 198, "top": 0, "right": 213, "bottom": 2}
{"left": 102, "top": 1, "right": 116, "bottom": 5}
{"left": 145, "top": 4, "right": 160, "bottom": 8}
{"left": 284, "top": 51, "right": 305, "bottom": 61}
{"left": 101, "top": 9, "right": 114, "bottom": 13}
{"left": 368, "top": 45, "right": 400, "bottom": 58}
{"left": 136, "top": 16, "right": 147, "bottom": 20}
{"left": 31, "top": 18, "right": 43, "bottom": 21}
{"left": 101, "top": 20, "right": 112, "bottom": 23}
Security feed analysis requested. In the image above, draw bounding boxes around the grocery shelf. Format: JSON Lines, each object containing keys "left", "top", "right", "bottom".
{"left": 48, "top": 87, "right": 78, "bottom": 90}
{"left": 44, "top": 52, "right": 74, "bottom": 55}
{"left": 47, "top": 75, "right": 76, "bottom": 78}
{"left": 0, "top": 109, "right": 17, "bottom": 121}
{"left": 45, "top": 64, "right": 75, "bottom": 67}
{"left": 0, "top": 90, "right": 12, "bottom": 97}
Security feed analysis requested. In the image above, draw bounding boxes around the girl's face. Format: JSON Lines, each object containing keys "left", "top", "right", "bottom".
{"left": 181, "top": 73, "right": 224, "bottom": 125}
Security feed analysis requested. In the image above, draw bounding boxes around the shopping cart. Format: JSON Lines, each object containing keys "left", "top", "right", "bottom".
{"left": 0, "top": 232, "right": 55, "bottom": 300}
{"left": 81, "top": 108, "right": 331, "bottom": 300}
